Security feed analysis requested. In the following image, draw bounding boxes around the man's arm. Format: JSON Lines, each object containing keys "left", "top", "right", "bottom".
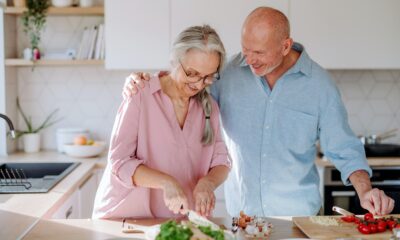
{"left": 349, "top": 170, "right": 395, "bottom": 215}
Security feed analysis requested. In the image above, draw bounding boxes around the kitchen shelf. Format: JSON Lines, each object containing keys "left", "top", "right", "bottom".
{"left": 4, "top": 6, "right": 104, "bottom": 15}
{"left": 5, "top": 59, "right": 104, "bottom": 67}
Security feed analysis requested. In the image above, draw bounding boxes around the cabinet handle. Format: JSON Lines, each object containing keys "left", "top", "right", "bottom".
{"left": 65, "top": 206, "right": 73, "bottom": 219}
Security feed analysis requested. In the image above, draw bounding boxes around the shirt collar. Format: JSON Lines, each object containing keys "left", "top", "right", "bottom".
{"left": 238, "top": 42, "right": 312, "bottom": 77}
{"left": 150, "top": 73, "right": 162, "bottom": 94}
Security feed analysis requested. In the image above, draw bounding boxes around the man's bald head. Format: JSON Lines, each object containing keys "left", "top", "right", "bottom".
{"left": 243, "top": 7, "right": 290, "bottom": 41}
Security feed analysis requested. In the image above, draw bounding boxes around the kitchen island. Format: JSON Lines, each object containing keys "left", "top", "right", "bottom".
{"left": 2, "top": 152, "right": 400, "bottom": 239}
{"left": 21, "top": 217, "right": 307, "bottom": 239}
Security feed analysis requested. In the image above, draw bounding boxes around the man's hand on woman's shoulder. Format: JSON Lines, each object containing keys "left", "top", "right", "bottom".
{"left": 122, "top": 71, "right": 170, "bottom": 98}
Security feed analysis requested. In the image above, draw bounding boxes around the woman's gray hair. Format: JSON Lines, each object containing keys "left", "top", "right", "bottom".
{"left": 171, "top": 25, "right": 226, "bottom": 145}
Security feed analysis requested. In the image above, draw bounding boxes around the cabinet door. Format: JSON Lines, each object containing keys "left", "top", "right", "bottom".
{"left": 79, "top": 173, "right": 98, "bottom": 219}
{"left": 290, "top": 0, "right": 400, "bottom": 69}
{"left": 51, "top": 190, "right": 80, "bottom": 219}
{"left": 171, "top": 0, "right": 289, "bottom": 57}
{"left": 105, "top": 0, "right": 170, "bottom": 70}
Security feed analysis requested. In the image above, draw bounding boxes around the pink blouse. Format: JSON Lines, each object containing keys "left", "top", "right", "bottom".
{"left": 93, "top": 76, "right": 231, "bottom": 219}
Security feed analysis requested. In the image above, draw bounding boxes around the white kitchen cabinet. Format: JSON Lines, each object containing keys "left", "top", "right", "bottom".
{"left": 105, "top": 0, "right": 288, "bottom": 69}
{"left": 170, "top": 0, "right": 289, "bottom": 57}
{"left": 78, "top": 173, "right": 98, "bottom": 219}
{"left": 51, "top": 190, "right": 80, "bottom": 219}
{"left": 290, "top": 0, "right": 400, "bottom": 69}
{"left": 105, "top": 0, "right": 170, "bottom": 70}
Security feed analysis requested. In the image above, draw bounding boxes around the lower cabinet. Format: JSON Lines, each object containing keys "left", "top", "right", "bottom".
{"left": 52, "top": 169, "right": 104, "bottom": 219}
{"left": 51, "top": 190, "right": 80, "bottom": 219}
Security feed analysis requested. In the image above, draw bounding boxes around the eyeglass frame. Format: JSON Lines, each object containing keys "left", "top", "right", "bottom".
{"left": 179, "top": 60, "right": 220, "bottom": 84}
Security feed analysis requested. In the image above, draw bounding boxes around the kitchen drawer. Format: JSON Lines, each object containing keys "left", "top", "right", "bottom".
{"left": 51, "top": 190, "right": 80, "bottom": 219}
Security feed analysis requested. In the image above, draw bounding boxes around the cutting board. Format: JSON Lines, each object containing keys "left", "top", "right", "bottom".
{"left": 293, "top": 216, "right": 394, "bottom": 239}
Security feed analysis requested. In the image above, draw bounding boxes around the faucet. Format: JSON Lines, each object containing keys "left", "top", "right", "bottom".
{"left": 0, "top": 113, "right": 16, "bottom": 138}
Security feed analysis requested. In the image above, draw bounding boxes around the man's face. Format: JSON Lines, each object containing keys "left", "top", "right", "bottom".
{"left": 241, "top": 30, "right": 284, "bottom": 76}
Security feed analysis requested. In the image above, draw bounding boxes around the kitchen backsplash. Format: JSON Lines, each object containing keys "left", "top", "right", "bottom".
{"left": 12, "top": 17, "right": 400, "bottom": 150}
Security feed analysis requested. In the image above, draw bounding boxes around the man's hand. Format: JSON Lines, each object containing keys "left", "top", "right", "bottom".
{"left": 193, "top": 178, "right": 216, "bottom": 217}
{"left": 359, "top": 188, "right": 395, "bottom": 215}
{"left": 122, "top": 72, "right": 150, "bottom": 98}
{"left": 350, "top": 170, "right": 395, "bottom": 215}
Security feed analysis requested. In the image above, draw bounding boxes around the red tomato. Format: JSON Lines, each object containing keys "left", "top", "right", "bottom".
{"left": 354, "top": 217, "right": 361, "bottom": 224}
{"left": 395, "top": 223, "right": 400, "bottom": 229}
{"left": 368, "top": 223, "right": 377, "bottom": 233}
{"left": 387, "top": 220, "right": 397, "bottom": 230}
{"left": 358, "top": 224, "right": 371, "bottom": 234}
{"left": 364, "top": 213, "right": 374, "bottom": 221}
{"left": 341, "top": 215, "right": 356, "bottom": 222}
{"left": 377, "top": 220, "right": 387, "bottom": 232}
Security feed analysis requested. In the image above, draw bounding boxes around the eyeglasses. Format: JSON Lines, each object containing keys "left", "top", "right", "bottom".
{"left": 179, "top": 60, "right": 220, "bottom": 85}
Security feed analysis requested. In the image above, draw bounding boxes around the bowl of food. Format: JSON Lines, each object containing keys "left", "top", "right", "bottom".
{"left": 63, "top": 136, "right": 106, "bottom": 158}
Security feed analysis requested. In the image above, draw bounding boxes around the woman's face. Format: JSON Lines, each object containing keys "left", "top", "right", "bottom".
{"left": 172, "top": 49, "right": 220, "bottom": 98}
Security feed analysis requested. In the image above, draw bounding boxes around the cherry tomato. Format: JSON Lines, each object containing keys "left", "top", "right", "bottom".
{"left": 354, "top": 217, "right": 361, "bottom": 224}
{"left": 387, "top": 220, "right": 397, "bottom": 230}
{"left": 364, "top": 213, "right": 374, "bottom": 221}
{"left": 368, "top": 223, "right": 377, "bottom": 233}
{"left": 358, "top": 224, "right": 371, "bottom": 234}
{"left": 395, "top": 223, "right": 400, "bottom": 229}
{"left": 377, "top": 220, "right": 387, "bottom": 232}
{"left": 341, "top": 215, "right": 356, "bottom": 222}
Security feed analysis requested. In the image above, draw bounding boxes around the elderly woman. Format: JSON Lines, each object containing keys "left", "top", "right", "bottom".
{"left": 93, "top": 25, "right": 231, "bottom": 219}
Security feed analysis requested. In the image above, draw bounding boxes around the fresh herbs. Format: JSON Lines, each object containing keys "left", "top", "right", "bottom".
{"left": 198, "top": 225, "right": 225, "bottom": 240}
{"left": 156, "top": 221, "right": 225, "bottom": 240}
{"left": 156, "top": 221, "right": 193, "bottom": 240}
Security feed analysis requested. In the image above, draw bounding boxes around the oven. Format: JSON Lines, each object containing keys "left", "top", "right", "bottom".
{"left": 324, "top": 166, "right": 400, "bottom": 215}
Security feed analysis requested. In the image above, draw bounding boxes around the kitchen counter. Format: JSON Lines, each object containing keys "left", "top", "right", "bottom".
{"left": 0, "top": 151, "right": 106, "bottom": 240}
{"left": 316, "top": 156, "right": 400, "bottom": 167}
{"left": 22, "top": 217, "right": 307, "bottom": 240}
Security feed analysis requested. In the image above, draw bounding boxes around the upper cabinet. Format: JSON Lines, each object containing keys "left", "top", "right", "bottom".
{"left": 105, "top": 0, "right": 288, "bottom": 70}
{"left": 290, "top": 0, "right": 400, "bottom": 69}
{"left": 105, "top": 0, "right": 170, "bottom": 70}
{"left": 170, "top": 0, "right": 288, "bottom": 58}
{"left": 105, "top": 0, "right": 400, "bottom": 70}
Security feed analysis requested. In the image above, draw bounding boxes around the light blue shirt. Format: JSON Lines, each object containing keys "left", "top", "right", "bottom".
{"left": 210, "top": 43, "right": 372, "bottom": 216}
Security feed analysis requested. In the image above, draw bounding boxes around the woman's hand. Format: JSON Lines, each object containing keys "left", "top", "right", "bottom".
{"left": 161, "top": 178, "right": 189, "bottom": 215}
{"left": 193, "top": 178, "right": 216, "bottom": 217}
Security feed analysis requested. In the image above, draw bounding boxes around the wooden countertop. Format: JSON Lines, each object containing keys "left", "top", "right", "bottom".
{"left": 0, "top": 151, "right": 106, "bottom": 240}
{"left": 316, "top": 156, "right": 400, "bottom": 167}
{"left": 23, "top": 217, "right": 306, "bottom": 240}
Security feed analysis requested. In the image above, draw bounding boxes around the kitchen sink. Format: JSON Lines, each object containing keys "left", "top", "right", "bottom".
{"left": 0, "top": 162, "right": 80, "bottom": 193}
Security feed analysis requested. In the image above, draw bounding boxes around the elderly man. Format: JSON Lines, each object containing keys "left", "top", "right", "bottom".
{"left": 124, "top": 7, "right": 394, "bottom": 216}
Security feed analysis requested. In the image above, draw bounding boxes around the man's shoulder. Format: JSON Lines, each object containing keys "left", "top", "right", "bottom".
{"left": 225, "top": 52, "right": 245, "bottom": 69}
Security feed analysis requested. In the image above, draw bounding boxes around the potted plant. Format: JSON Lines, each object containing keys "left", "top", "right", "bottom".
{"left": 21, "top": 0, "right": 49, "bottom": 60}
{"left": 16, "top": 98, "right": 61, "bottom": 153}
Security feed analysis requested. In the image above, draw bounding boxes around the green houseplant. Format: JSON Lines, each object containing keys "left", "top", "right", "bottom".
{"left": 21, "top": 0, "right": 49, "bottom": 59}
{"left": 16, "top": 98, "right": 61, "bottom": 152}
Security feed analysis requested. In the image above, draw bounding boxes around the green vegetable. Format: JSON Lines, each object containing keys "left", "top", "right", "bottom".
{"left": 156, "top": 221, "right": 193, "bottom": 240}
{"left": 198, "top": 226, "right": 225, "bottom": 240}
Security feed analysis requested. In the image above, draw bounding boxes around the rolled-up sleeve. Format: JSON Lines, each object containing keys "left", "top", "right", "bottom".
{"left": 319, "top": 92, "right": 372, "bottom": 186}
{"left": 210, "top": 101, "right": 231, "bottom": 169}
{"left": 108, "top": 95, "right": 144, "bottom": 189}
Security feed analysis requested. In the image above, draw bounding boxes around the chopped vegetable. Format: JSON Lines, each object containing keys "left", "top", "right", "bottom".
{"left": 156, "top": 221, "right": 193, "bottom": 240}
{"left": 198, "top": 226, "right": 225, "bottom": 240}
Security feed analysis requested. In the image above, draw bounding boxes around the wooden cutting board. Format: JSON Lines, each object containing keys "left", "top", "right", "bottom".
{"left": 293, "top": 216, "right": 395, "bottom": 239}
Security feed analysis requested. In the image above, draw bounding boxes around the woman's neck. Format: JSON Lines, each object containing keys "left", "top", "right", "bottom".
{"left": 160, "top": 75, "right": 190, "bottom": 103}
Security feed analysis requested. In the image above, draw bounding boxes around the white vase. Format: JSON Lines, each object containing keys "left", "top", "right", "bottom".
{"left": 23, "top": 133, "right": 41, "bottom": 153}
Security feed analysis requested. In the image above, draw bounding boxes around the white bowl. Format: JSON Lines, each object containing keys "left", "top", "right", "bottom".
{"left": 63, "top": 141, "right": 106, "bottom": 158}
{"left": 51, "top": 0, "right": 74, "bottom": 7}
